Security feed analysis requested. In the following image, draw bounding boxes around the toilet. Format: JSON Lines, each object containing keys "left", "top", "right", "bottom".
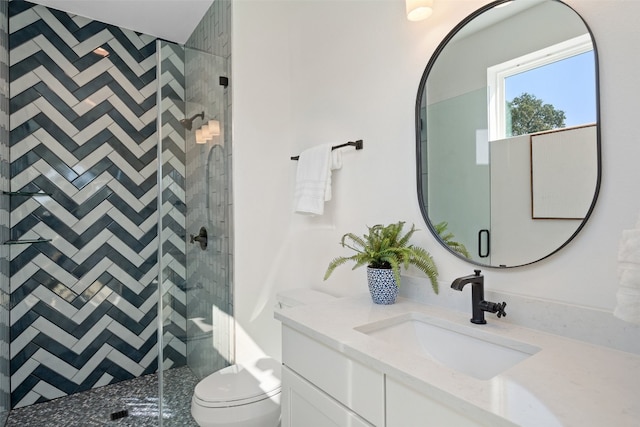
{"left": 191, "top": 289, "right": 336, "bottom": 427}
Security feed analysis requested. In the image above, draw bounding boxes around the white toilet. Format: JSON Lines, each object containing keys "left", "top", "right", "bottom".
{"left": 191, "top": 289, "right": 336, "bottom": 427}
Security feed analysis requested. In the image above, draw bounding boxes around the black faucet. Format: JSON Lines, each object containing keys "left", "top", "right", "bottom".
{"left": 451, "top": 270, "right": 507, "bottom": 324}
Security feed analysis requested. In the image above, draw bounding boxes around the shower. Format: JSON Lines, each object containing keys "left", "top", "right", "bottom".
{"left": 1, "top": 1, "right": 232, "bottom": 425}
{"left": 158, "top": 41, "right": 233, "bottom": 425}
{"left": 180, "top": 111, "right": 205, "bottom": 130}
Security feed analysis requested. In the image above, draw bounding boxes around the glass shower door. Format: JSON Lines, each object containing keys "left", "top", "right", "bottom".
{"left": 157, "top": 40, "right": 232, "bottom": 425}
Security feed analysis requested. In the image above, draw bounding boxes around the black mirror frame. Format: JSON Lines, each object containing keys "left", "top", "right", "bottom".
{"left": 415, "top": 0, "right": 602, "bottom": 268}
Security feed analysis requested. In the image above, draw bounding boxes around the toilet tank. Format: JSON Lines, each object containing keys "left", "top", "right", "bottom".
{"left": 276, "top": 289, "right": 336, "bottom": 309}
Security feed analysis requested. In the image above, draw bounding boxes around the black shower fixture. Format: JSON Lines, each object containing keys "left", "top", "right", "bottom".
{"left": 180, "top": 111, "right": 205, "bottom": 130}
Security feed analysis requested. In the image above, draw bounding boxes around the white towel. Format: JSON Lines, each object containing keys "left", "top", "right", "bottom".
{"left": 618, "top": 229, "right": 640, "bottom": 264}
{"left": 324, "top": 150, "right": 342, "bottom": 202}
{"left": 614, "top": 228, "right": 640, "bottom": 323}
{"left": 614, "top": 284, "right": 640, "bottom": 324}
{"left": 618, "top": 265, "right": 640, "bottom": 289}
{"left": 293, "top": 144, "right": 342, "bottom": 215}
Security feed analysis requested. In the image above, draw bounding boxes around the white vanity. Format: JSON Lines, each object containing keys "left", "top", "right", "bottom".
{"left": 275, "top": 295, "right": 640, "bottom": 427}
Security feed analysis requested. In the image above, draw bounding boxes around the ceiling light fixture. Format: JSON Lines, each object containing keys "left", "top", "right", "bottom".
{"left": 406, "top": 0, "right": 433, "bottom": 21}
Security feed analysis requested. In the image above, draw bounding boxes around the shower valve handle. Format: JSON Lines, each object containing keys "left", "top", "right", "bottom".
{"left": 190, "top": 227, "right": 208, "bottom": 250}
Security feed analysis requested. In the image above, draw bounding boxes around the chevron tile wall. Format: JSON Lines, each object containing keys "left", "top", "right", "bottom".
{"left": 1, "top": 0, "right": 11, "bottom": 421}
{"left": 158, "top": 40, "right": 188, "bottom": 371}
{"left": 8, "top": 2, "right": 186, "bottom": 408}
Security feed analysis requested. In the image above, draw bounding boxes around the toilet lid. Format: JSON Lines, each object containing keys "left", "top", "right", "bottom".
{"left": 193, "top": 359, "right": 282, "bottom": 408}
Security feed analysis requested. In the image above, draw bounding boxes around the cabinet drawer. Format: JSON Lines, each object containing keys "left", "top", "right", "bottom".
{"left": 282, "top": 326, "right": 384, "bottom": 426}
{"left": 282, "top": 366, "right": 374, "bottom": 427}
{"left": 387, "top": 377, "right": 489, "bottom": 427}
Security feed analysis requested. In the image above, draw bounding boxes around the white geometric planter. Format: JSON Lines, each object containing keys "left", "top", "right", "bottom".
{"left": 367, "top": 267, "right": 398, "bottom": 305}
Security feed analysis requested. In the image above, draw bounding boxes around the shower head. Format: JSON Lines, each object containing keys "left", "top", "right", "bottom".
{"left": 180, "top": 111, "right": 205, "bottom": 131}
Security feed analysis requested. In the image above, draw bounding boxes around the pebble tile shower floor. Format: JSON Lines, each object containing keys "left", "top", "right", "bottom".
{"left": 5, "top": 367, "right": 199, "bottom": 426}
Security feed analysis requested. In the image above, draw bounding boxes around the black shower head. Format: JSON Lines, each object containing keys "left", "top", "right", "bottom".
{"left": 180, "top": 111, "right": 205, "bottom": 130}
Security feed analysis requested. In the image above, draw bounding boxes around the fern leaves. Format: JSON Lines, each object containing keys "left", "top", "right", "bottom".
{"left": 324, "top": 222, "right": 439, "bottom": 294}
{"left": 435, "top": 221, "right": 470, "bottom": 259}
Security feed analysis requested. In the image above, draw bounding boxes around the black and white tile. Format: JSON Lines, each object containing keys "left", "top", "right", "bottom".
{"left": 158, "top": 39, "right": 188, "bottom": 370}
{"left": 1, "top": 0, "right": 12, "bottom": 422}
{"left": 8, "top": 2, "right": 186, "bottom": 408}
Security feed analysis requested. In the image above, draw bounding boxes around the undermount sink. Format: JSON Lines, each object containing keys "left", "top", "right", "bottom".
{"left": 355, "top": 312, "right": 540, "bottom": 380}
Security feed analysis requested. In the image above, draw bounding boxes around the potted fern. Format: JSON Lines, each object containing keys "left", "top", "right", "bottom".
{"left": 324, "top": 221, "right": 438, "bottom": 304}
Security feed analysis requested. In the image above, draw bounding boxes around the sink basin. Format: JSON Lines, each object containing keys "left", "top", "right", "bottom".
{"left": 355, "top": 312, "right": 540, "bottom": 380}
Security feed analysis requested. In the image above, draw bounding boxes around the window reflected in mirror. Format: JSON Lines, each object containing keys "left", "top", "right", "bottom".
{"left": 488, "top": 33, "right": 596, "bottom": 140}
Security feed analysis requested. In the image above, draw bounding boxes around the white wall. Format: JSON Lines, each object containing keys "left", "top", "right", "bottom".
{"left": 232, "top": 0, "right": 640, "bottom": 362}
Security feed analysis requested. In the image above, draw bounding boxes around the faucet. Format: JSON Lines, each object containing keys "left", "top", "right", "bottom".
{"left": 451, "top": 270, "right": 507, "bottom": 324}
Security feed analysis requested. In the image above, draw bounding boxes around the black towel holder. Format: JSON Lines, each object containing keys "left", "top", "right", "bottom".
{"left": 291, "top": 140, "right": 363, "bottom": 160}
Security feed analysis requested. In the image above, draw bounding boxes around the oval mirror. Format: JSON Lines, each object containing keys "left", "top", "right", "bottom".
{"left": 417, "top": 0, "right": 600, "bottom": 268}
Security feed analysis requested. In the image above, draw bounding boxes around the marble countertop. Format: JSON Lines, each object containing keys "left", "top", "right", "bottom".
{"left": 275, "top": 294, "right": 640, "bottom": 427}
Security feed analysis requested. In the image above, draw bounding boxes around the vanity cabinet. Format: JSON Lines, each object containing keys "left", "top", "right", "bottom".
{"left": 281, "top": 325, "right": 498, "bottom": 427}
{"left": 277, "top": 295, "right": 640, "bottom": 427}
{"left": 281, "top": 326, "right": 383, "bottom": 427}
{"left": 282, "top": 366, "right": 373, "bottom": 427}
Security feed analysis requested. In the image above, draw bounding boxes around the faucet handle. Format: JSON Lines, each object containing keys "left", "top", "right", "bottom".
{"left": 496, "top": 301, "right": 507, "bottom": 318}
